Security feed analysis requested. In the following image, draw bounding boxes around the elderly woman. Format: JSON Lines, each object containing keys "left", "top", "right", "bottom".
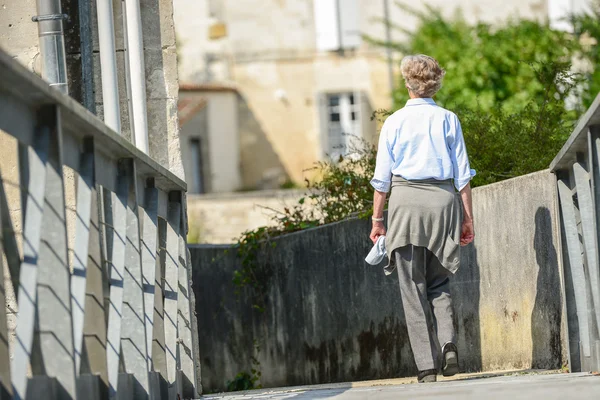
{"left": 370, "top": 54, "right": 475, "bottom": 383}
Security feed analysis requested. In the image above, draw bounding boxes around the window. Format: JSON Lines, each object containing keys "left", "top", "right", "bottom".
{"left": 313, "top": 0, "right": 360, "bottom": 51}
{"left": 324, "top": 92, "right": 361, "bottom": 159}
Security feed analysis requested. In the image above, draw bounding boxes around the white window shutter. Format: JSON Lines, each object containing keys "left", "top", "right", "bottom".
{"left": 548, "top": 0, "right": 572, "bottom": 31}
{"left": 339, "top": 0, "right": 361, "bottom": 49}
{"left": 313, "top": 0, "right": 340, "bottom": 51}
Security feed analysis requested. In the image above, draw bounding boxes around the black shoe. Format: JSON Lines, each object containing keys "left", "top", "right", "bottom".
{"left": 417, "top": 369, "right": 438, "bottom": 383}
{"left": 442, "top": 342, "right": 459, "bottom": 377}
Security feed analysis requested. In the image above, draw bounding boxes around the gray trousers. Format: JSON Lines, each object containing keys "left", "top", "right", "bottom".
{"left": 395, "top": 245, "right": 456, "bottom": 371}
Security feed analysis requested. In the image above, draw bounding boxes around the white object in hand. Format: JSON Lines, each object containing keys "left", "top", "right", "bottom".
{"left": 365, "top": 235, "right": 387, "bottom": 265}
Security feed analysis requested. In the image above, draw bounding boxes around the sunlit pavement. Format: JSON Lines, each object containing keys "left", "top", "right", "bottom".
{"left": 201, "top": 371, "right": 600, "bottom": 399}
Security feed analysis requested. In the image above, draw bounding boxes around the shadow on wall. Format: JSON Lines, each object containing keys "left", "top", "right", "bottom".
{"left": 531, "top": 207, "right": 563, "bottom": 369}
{"left": 452, "top": 244, "right": 482, "bottom": 372}
{"left": 238, "top": 94, "right": 291, "bottom": 190}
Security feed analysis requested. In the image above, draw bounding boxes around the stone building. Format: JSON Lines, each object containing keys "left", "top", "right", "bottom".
{"left": 0, "top": 0, "right": 187, "bottom": 380}
{"left": 174, "top": 0, "right": 588, "bottom": 195}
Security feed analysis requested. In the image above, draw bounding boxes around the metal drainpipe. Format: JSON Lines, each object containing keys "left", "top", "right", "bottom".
{"left": 96, "top": 0, "right": 122, "bottom": 133}
{"left": 383, "top": 0, "right": 395, "bottom": 94}
{"left": 123, "top": 0, "right": 149, "bottom": 154}
{"left": 33, "top": 0, "right": 69, "bottom": 93}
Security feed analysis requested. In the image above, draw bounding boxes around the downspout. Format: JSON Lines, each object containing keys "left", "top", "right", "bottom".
{"left": 33, "top": 0, "right": 68, "bottom": 93}
{"left": 123, "top": 0, "right": 150, "bottom": 154}
{"left": 383, "top": 0, "right": 394, "bottom": 94}
{"left": 96, "top": 0, "right": 122, "bottom": 133}
{"left": 335, "top": 0, "right": 344, "bottom": 56}
{"left": 121, "top": 1, "right": 135, "bottom": 138}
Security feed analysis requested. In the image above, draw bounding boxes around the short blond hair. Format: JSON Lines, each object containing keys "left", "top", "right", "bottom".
{"left": 400, "top": 54, "right": 446, "bottom": 98}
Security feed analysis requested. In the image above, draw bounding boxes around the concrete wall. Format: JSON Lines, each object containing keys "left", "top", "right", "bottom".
{"left": 190, "top": 170, "right": 567, "bottom": 391}
{"left": 187, "top": 189, "right": 306, "bottom": 243}
{"left": 205, "top": 91, "right": 240, "bottom": 192}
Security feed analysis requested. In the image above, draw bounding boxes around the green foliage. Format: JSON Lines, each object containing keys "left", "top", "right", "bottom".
{"left": 279, "top": 179, "right": 301, "bottom": 189}
{"left": 363, "top": 2, "right": 600, "bottom": 185}
{"left": 226, "top": 372, "right": 257, "bottom": 392}
{"left": 225, "top": 340, "right": 262, "bottom": 392}
{"left": 460, "top": 61, "right": 581, "bottom": 186}
{"left": 371, "top": 3, "right": 580, "bottom": 113}
{"left": 187, "top": 221, "right": 203, "bottom": 244}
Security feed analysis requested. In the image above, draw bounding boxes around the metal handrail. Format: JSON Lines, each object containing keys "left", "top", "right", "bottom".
{"left": 551, "top": 92, "right": 600, "bottom": 373}
{"left": 0, "top": 49, "right": 199, "bottom": 399}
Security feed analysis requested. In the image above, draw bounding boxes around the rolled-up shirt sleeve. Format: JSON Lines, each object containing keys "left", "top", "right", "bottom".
{"left": 370, "top": 123, "right": 393, "bottom": 193}
{"left": 450, "top": 116, "right": 476, "bottom": 191}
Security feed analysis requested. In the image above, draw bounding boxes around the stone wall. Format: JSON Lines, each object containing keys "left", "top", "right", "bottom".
{"left": 0, "top": 0, "right": 183, "bottom": 176}
{"left": 187, "top": 189, "right": 306, "bottom": 243}
{"left": 190, "top": 170, "right": 567, "bottom": 391}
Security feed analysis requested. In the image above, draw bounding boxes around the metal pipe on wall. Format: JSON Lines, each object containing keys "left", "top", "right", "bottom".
{"left": 383, "top": 0, "right": 394, "bottom": 94}
{"left": 96, "top": 0, "right": 122, "bottom": 133}
{"left": 123, "top": 0, "right": 150, "bottom": 154}
{"left": 121, "top": 1, "right": 136, "bottom": 141}
{"left": 33, "top": 0, "right": 69, "bottom": 93}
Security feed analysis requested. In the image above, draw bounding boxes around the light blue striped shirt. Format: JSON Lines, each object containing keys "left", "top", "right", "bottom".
{"left": 370, "top": 98, "right": 475, "bottom": 193}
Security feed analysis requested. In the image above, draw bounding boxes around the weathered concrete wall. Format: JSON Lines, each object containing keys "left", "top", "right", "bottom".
{"left": 0, "top": 1, "right": 39, "bottom": 70}
{"left": 190, "top": 170, "right": 566, "bottom": 391}
{"left": 187, "top": 189, "right": 306, "bottom": 243}
{"left": 0, "top": 1, "right": 43, "bottom": 354}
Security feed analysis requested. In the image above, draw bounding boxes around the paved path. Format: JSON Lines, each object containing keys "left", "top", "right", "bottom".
{"left": 202, "top": 371, "right": 600, "bottom": 399}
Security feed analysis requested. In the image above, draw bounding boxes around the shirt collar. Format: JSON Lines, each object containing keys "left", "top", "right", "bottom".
{"left": 405, "top": 98, "right": 437, "bottom": 106}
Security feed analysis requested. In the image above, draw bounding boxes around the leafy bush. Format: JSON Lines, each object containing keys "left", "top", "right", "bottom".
{"left": 460, "top": 61, "right": 581, "bottom": 186}
{"left": 226, "top": 372, "right": 257, "bottom": 392}
{"left": 367, "top": 3, "right": 581, "bottom": 113}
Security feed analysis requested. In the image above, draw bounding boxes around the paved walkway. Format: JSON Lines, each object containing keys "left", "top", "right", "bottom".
{"left": 202, "top": 371, "right": 600, "bottom": 399}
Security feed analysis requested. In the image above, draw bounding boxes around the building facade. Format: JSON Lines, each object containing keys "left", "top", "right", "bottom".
{"left": 174, "top": 0, "right": 587, "bottom": 194}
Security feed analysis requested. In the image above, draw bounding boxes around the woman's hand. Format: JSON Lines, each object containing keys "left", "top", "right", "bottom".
{"left": 370, "top": 221, "right": 386, "bottom": 244}
{"left": 460, "top": 218, "right": 474, "bottom": 246}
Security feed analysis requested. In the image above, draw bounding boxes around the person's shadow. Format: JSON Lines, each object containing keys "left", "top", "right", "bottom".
{"left": 452, "top": 244, "right": 482, "bottom": 372}
{"left": 531, "top": 207, "right": 562, "bottom": 369}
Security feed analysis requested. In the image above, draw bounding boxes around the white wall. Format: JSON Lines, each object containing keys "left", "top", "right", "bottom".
{"left": 174, "top": 0, "right": 551, "bottom": 85}
{"left": 179, "top": 90, "right": 241, "bottom": 193}
{"left": 206, "top": 92, "right": 241, "bottom": 192}
{"left": 187, "top": 189, "right": 307, "bottom": 243}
